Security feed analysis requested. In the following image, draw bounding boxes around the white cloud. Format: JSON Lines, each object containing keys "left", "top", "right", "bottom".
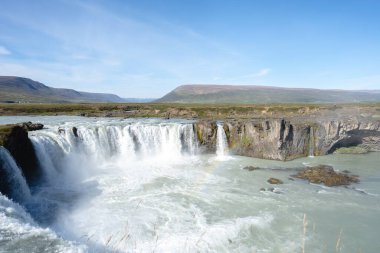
{"left": 256, "top": 68, "right": 271, "bottom": 77}
{"left": 0, "top": 46, "right": 11, "bottom": 55}
{"left": 0, "top": 1, "right": 245, "bottom": 97}
{"left": 224, "top": 68, "right": 272, "bottom": 83}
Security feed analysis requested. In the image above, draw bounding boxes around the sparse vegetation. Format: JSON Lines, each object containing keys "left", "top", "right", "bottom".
{"left": 157, "top": 84, "right": 380, "bottom": 104}
{"left": 0, "top": 102, "right": 379, "bottom": 120}
{"left": 334, "top": 146, "right": 368, "bottom": 154}
{"left": 0, "top": 124, "right": 15, "bottom": 146}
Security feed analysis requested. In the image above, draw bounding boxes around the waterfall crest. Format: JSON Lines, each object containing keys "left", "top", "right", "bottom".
{"left": 29, "top": 122, "right": 199, "bottom": 181}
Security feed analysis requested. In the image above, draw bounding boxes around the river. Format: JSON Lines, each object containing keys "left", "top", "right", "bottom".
{"left": 0, "top": 116, "right": 379, "bottom": 253}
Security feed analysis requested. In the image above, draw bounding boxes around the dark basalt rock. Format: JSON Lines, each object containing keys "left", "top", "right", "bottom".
{"left": 193, "top": 121, "right": 218, "bottom": 153}
{"left": 260, "top": 187, "right": 275, "bottom": 192}
{"left": 72, "top": 127, "right": 78, "bottom": 137}
{"left": 243, "top": 166, "right": 260, "bottom": 171}
{"left": 267, "top": 177, "right": 283, "bottom": 184}
{"left": 1, "top": 124, "right": 42, "bottom": 186}
{"left": 20, "top": 121, "right": 43, "bottom": 131}
{"left": 217, "top": 119, "right": 380, "bottom": 161}
{"left": 293, "top": 165, "right": 359, "bottom": 187}
{"left": 260, "top": 187, "right": 282, "bottom": 194}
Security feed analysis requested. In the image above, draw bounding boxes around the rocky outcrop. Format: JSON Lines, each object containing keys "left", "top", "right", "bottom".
{"left": 193, "top": 119, "right": 380, "bottom": 160}
{"left": 293, "top": 165, "right": 359, "bottom": 186}
{"left": 194, "top": 121, "right": 218, "bottom": 152}
{"left": 20, "top": 121, "right": 44, "bottom": 131}
{"left": 314, "top": 120, "right": 380, "bottom": 155}
{"left": 0, "top": 122, "right": 43, "bottom": 186}
{"left": 224, "top": 119, "right": 310, "bottom": 160}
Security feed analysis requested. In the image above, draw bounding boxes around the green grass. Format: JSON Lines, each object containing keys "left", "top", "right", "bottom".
{"left": 334, "top": 146, "right": 369, "bottom": 154}
{"left": 0, "top": 124, "right": 16, "bottom": 146}
{"left": 158, "top": 86, "right": 380, "bottom": 104}
{"left": 0, "top": 102, "right": 379, "bottom": 120}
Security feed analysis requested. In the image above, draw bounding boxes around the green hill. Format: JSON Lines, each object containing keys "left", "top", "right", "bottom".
{"left": 156, "top": 84, "right": 380, "bottom": 104}
{"left": 0, "top": 76, "right": 126, "bottom": 103}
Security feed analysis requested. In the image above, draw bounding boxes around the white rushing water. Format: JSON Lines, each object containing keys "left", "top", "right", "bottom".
{"left": 1, "top": 116, "right": 380, "bottom": 253}
{"left": 216, "top": 123, "right": 229, "bottom": 158}
{"left": 0, "top": 147, "right": 31, "bottom": 203}
{"left": 309, "top": 126, "right": 315, "bottom": 157}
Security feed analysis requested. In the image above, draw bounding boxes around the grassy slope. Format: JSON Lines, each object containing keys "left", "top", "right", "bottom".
{"left": 0, "top": 87, "right": 71, "bottom": 103}
{"left": 157, "top": 85, "right": 380, "bottom": 104}
{"left": 0, "top": 76, "right": 125, "bottom": 103}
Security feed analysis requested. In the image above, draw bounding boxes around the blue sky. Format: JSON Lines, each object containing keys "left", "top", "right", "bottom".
{"left": 0, "top": 0, "right": 379, "bottom": 97}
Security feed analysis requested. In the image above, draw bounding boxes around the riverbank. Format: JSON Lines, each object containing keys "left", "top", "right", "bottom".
{"left": 1, "top": 107, "right": 380, "bottom": 162}
{"left": 1, "top": 102, "right": 380, "bottom": 120}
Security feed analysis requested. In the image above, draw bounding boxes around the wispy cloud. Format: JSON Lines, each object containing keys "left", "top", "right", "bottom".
{"left": 223, "top": 68, "right": 272, "bottom": 84}
{"left": 256, "top": 68, "right": 271, "bottom": 77}
{"left": 0, "top": 0, "right": 245, "bottom": 97}
{"left": 1, "top": 0, "right": 379, "bottom": 96}
{"left": 0, "top": 46, "right": 11, "bottom": 55}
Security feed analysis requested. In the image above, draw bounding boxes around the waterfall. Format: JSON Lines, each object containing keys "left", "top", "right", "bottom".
{"left": 1, "top": 119, "right": 200, "bottom": 222}
{"left": 29, "top": 122, "right": 199, "bottom": 181}
{"left": 216, "top": 123, "right": 229, "bottom": 157}
{"left": 0, "top": 147, "right": 31, "bottom": 203}
{"left": 309, "top": 126, "right": 315, "bottom": 157}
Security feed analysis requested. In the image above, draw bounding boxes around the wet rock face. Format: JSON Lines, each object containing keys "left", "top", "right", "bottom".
{"left": 72, "top": 127, "right": 78, "bottom": 137}
{"left": 193, "top": 121, "right": 217, "bottom": 153}
{"left": 199, "top": 119, "right": 380, "bottom": 161}
{"left": 1, "top": 124, "right": 42, "bottom": 186}
{"left": 224, "top": 119, "right": 310, "bottom": 160}
{"left": 293, "top": 165, "right": 359, "bottom": 187}
{"left": 314, "top": 121, "right": 380, "bottom": 155}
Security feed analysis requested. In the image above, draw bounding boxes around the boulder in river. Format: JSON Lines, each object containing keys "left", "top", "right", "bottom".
{"left": 243, "top": 166, "right": 260, "bottom": 171}
{"left": 267, "top": 177, "right": 283, "bottom": 184}
{"left": 293, "top": 165, "right": 359, "bottom": 187}
{"left": 72, "top": 127, "right": 78, "bottom": 137}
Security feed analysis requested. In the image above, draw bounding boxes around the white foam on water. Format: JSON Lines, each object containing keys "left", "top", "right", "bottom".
{"left": 1, "top": 117, "right": 379, "bottom": 252}
{"left": 0, "top": 194, "right": 86, "bottom": 252}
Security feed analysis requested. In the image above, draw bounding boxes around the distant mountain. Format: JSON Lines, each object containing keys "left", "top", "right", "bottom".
{"left": 156, "top": 84, "right": 380, "bottom": 104}
{"left": 123, "top": 98, "right": 156, "bottom": 103}
{"left": 0, "top": 76, "right": 126, "bottom": 103}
